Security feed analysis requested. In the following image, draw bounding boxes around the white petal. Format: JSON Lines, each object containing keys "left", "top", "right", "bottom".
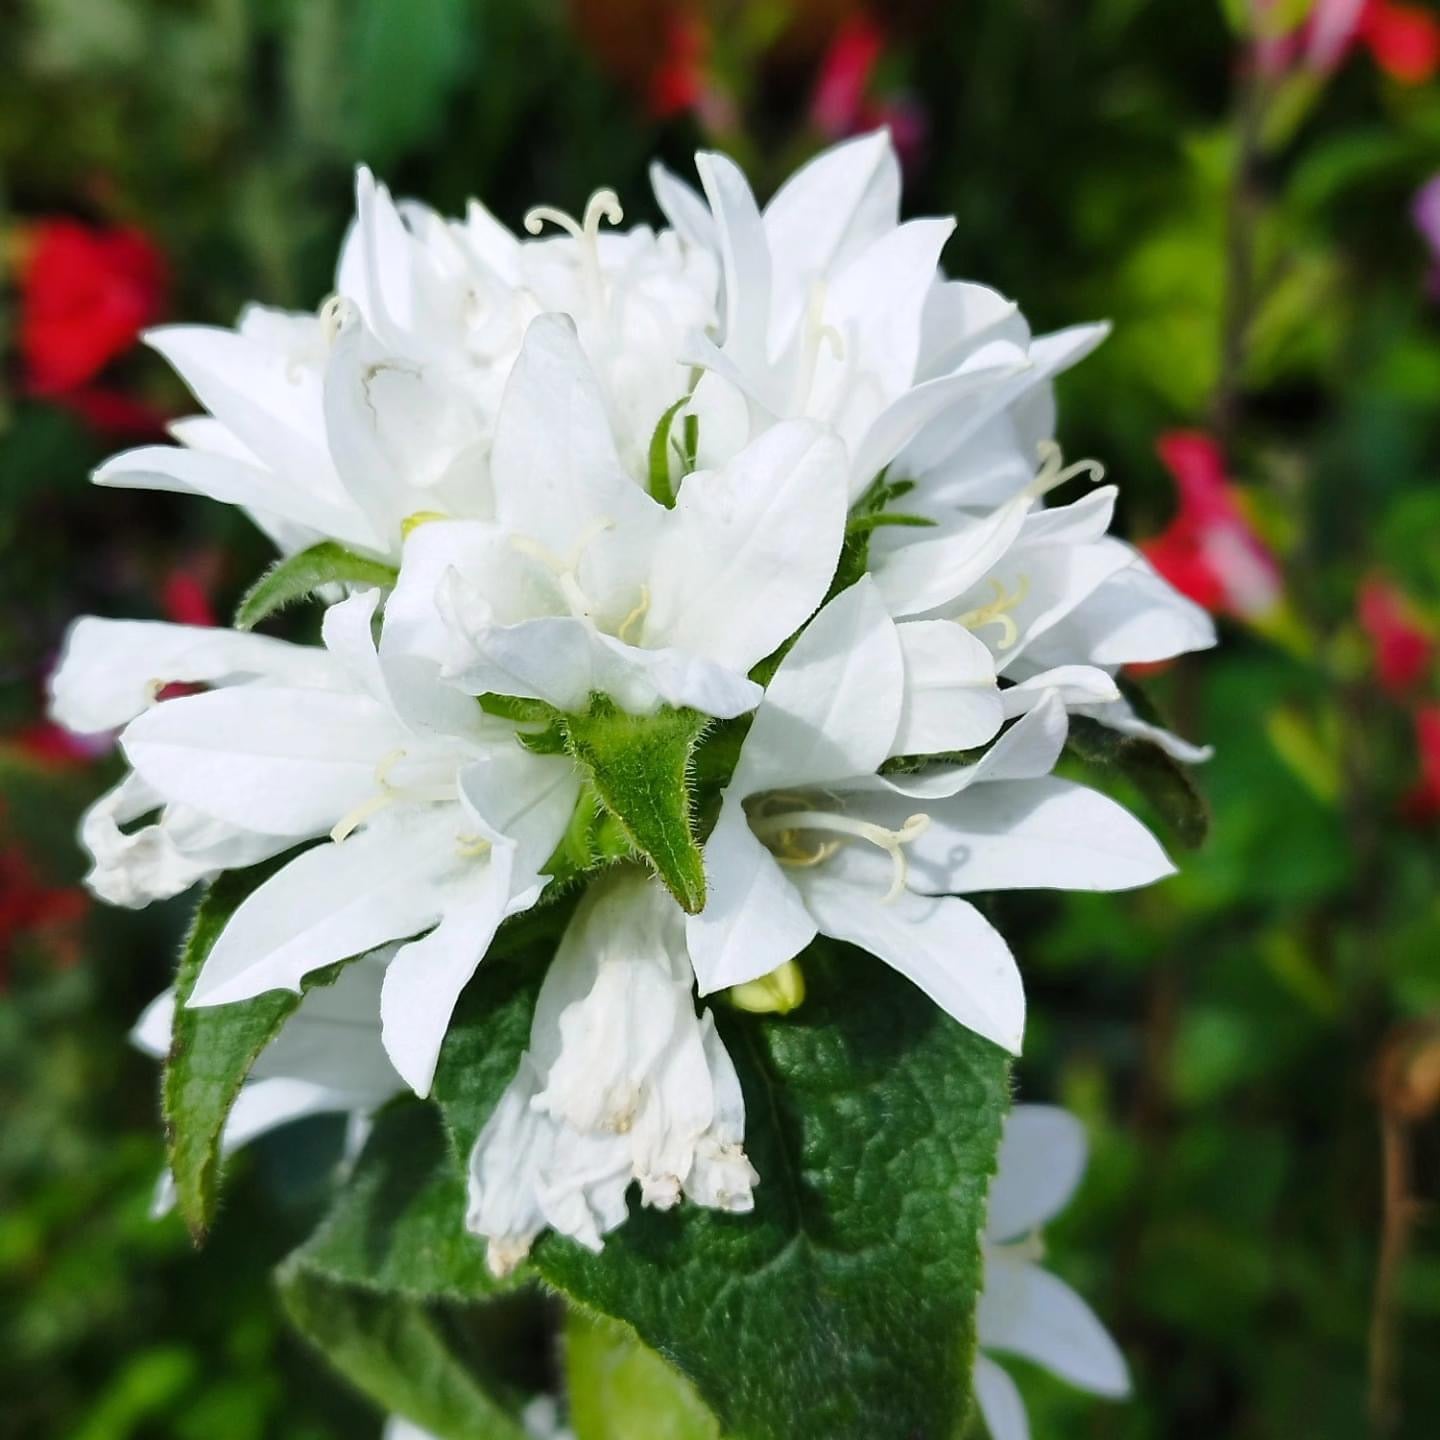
{"left": 1073, "top": 694, "right": 1213, "bottom": 765}
{"left": 695, "top": 151, "right": 772, "bottom": 371}
{"left": 187, "top": 811, "right": 461, "bottom": 1006}
{"left": 919, "top": 280, "right": 1026, "bottom": 379}
{"left": 763, "top": 129, "right": 899, "bottom": 343}
{"left": 973, "top": 1354, "right": 1031, "bottom": 1440}
{"left": 872, "top": 496, "right": 1032, "bottom": 620}
{"left": 49, "top": 616, "right": 339, "bottom": 735}
{"left": 95, "top": 445, "right": 374, "bottom": 551}
{"left": 988, "top": 1105, "right": 1089, "bottom": 1240}
{"left": 489, "top": 315, "right": 654, "bottom": 554}
{"left": 650, "top": 161, "right": 715, "bottom": 248}
{"left": 121, "top": 686, "right": 405, "bottom": 838}
{"left": 1000, "top": 666, "right": 1119, "bottom": 717}
{"left": 978, "top": 1259, "right": 1131, "bottom": 1398}
{"left": 687, "top": 799, "right": 818, "bottom": 995}
{"left": 380, "top": 850, "right": 518, "bottom": 1097}
{"left": 793, "top": 849, "right": 1025, "bottom": 1053}
{"left": 733, "top": 577, "right": 903, "bottom": 796}
{"left": 1048, "top": 557, "right": 1219, "bottom": 667}
{"left": 130, "top": 988, "right": 176, "bottom": 1059}
{"left": 646, "top": 420, "right": 847, "bottom": 671}
{"left": 892, "top": 621, "right": 1003, "bottom": 758}
{"left": 901, "top": 778, "right": 1176, "bottom": 896}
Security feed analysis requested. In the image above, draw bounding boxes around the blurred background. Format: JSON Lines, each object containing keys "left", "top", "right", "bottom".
{"left": 2, "top": 1, "right": 1440, "bottom": 1436}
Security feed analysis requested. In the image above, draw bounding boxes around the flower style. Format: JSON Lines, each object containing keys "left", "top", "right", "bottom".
{"left": 467, "top": 868, "right": 756, "bottom": 1275}
{"left": 975, "top": 1105, "right": 1130, "bottom": 1440}
{"left": 384, "top": 313, "right": 846, "bottom": 721}
{"left": 53, "top": 588, "right": 579, "bottom": 1095}
{"left": 687, "top": 579, "right": 1175, "bottom": 1054}
{"left": 131, "top": 954, "right": 404, "bottom": 1215}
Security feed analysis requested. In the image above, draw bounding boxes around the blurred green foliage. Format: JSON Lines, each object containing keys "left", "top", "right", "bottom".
{"left": 2, "top": 1, "right": 1440, "bottom": 1437}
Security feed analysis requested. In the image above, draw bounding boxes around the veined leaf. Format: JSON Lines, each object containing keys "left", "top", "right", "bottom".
{"left": 277, "top": 1267, "right": 529, "bottom": 1440}
{"left": 163, "top": 859, "right": 348, "bottom": 1240}
{"left": 234, "top": 542, "right": 398, "bottom": 630}
{"left": 559, "top": 696, "right": 709, "bottom": 913}
{"left": 440, "top": 940, "right": 1010, "bottom": 1440}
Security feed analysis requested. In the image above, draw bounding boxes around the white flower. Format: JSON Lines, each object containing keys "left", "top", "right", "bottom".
{"left": 975, "top": 1106, "right": 1131, "bottom": 1440}
{"left": 467, "top": 868, "right": 756, "bottom": 1277}
{"left": 656, "top": 131, "right": 1104, "bottom": 501}
{"left": 687, "top": 578, "right": 1174, "bottom": 1054}
{"left": 131, "top": 954, "right": 404, "bottom": 1217}
{"left": 383, "top": 1400, "right": 574, "bottom": 1440}
{"left": 99, "top": 169, "right": 718, "bottom": 563}
{"left": 54, "top": 589, "right": 579, "bottom": 1095}
{"left": 383, "top": 313, "right": 847, "bottom": 720}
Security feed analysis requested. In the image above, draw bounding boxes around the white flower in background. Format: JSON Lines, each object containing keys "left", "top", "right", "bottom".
{"left": 131, "top": 954, "right": 404, "bottom": 1217}
{"left": 975, "top": 1106, "right": 1131, "bottom": 1440}
{"left": 384, "top": 1398, "right": 574, "bottom": 1440}
{"left": 52, "top": 588, "right": 579, "bottom": 1095}
{"left": 467, "top": 869, "right": 756, "bottom": 1277}
{"left": 688, "top": 579, "right": 1175, "bottom": 1054}
{"left": 383, "top": 314, "right": 846, "bottom": 720}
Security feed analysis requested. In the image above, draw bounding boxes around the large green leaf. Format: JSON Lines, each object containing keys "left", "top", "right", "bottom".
{"left": 290, "top": 1103, "right": 502, "bottom": 1301}
{"left": 163, "top": 859, "right": 348, "bottom": 1240}
{"left": 559, "top": 696, "right": 710, "bottom": 914}
{"left": 277, "top": 1267, "right": 529, "bottom": 1440}
{"left": 234, "top": 542, "right": 398, "bottom": 631}
{"left": 441, "top": 940, "right": 1010, "bottom": 1440}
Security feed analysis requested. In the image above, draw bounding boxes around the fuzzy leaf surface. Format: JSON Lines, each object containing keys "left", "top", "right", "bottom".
{"left": 234, "top": 541, "right": 398, "bottom": 630}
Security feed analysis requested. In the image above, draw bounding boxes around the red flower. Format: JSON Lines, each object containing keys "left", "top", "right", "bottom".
{"left": 810, "top": 14, "right": 886, "bottom": 138}
{"left": 1358, "top": 1, "right": 1440, "bottom": 83}
{"left": 18, "top": 219, "right": 166, "bottom": 396}
{"left": 1358, "top": 576, "right": 1434, "bottom": 697}
{"left": 0, "top": 839, "right": 89, "bottom": 988}
{"left": 1403, "top": 704, "right": 1440, "bottom": 823}
{"left": 648, "top": 10, "right": 709, "bottom": 119}
{"left": 1142, "top": 431, "right": 1282, "bottom": 621}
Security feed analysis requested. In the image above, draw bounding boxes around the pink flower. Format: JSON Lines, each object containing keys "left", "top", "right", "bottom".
{"left": 1403, "top": 704, "right": 1440, "bottom": 823}
{"left": 810, "top": 14, "right": 886, "bottom": 138}
{"left": 1359, "top": 576, "right": 1434, "bottom": 697}
{"left": 1255, "top": 0, "right": 1440, "bottom": 83}
{"left": 1142, "top": 431, "right": 1283, "bottom": 621}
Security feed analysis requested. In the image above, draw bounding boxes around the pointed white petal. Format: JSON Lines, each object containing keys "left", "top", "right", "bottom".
{"left": 686, "top": 799, "right": 818, "bottom": 995}
{"left": 130, "top": 989, "right": 176, "bottom": 1059}
{"left": 978, "top": 1260, "right": 1131, "bottom": 1397}
{"left": 988, "top": 1105, "right": 1089, "bottom": 1240}
{"left": 973, "top": 1354, "right": 1031, "bottom": 1440}
{"left": 901, "top": 777, "right": 1176, "bottom": 896}
{"left": 50, "top": 616, "right": 341, "bottom": 735}
{"left": 793, "top": 849, "right": 1025, "bottom": 1053}
{"left": 892, "top": 621, "right": 1003, "bottom": 757}
{"left": 646, "top": 420, "right": 847, "bottom": 671}
{"left": 187, "top": 811, "right": 460, "bottom": 1005}
{"left": 1001, "top": 666, "right": 1119, "bottom": 717}
{"left": 120, "top": 686, "right": 405, "bottom": 837}
{"left": 1072, "top": 694, "right": 1213, "bottom": 764}
{"left": 695, "top": 151, "right": 772, "bottom": 370}
{"left": 733, "top": 577, "right": 903, "bottom": 796}
{"left": 650, "top": 161, "right": 716, "bottom": 248}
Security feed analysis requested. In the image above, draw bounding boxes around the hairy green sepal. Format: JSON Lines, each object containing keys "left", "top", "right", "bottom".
{"left": 234, "top": 541, "right": 398, "bottom": 630}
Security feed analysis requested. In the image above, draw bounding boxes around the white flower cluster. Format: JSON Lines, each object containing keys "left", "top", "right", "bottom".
{"left": 55, "top": 132, "right": 1211, "bottom": 1382}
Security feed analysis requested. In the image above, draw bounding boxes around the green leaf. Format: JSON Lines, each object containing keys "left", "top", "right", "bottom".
{"left": 648, "top": 397, "right": 690, "bottom": 508}
{"left": 566, "top": 1310, "right": 720, "bottom": 1440}
{"left": 1066, "top": 715, "right": 1210, "bottom": 849}
{"left": 163, "top": 862, "right": 344, "bottom": 1239}
{"left": 290, "top": 1103, "right": 503, "bottom": 1301}
{"left": 559, "top": 696, "right": 710, "bottom": 914}
{"left": 277, "top": 1267, "right": 529, "bottom": 1440}
{"left": 234, "top": 542, "right": 398, "bottom": 630}
{"left": 442, "top": 941, "right": 1010, "bottom": 1440}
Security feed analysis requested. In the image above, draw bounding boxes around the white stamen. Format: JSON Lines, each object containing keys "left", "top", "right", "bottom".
{"left": 510, "top": 517, "right": 615, "bottom": 623}
{"left": 1026, "top": 439, "right": 1105, "bottom": 499}
{"left": 753, "top": 807, "right": 931, "bottom": 903}
{"left": 953, "top": 576, "right": 1030, "bottom": 650}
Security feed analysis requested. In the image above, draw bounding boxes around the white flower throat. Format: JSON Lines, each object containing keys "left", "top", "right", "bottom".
{"left": 509, "top": 517, "right": 649, "bottom": 641}
{"left": 750, "top": 792, "right": 930, "bottom": 903}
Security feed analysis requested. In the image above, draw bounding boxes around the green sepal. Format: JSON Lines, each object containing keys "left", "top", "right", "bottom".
{"left": 648, "top": 397, "right": 690, "bottom": 508}
{"left": 558, "top": 695, "right": 710, "bottom": 914}
{"left": 162, "top": 858, "right": 348, "bottom": 1241}
{"left": 1066, "top": 710, "right": 1211, "bottom": 849}
{"left": 233, "top": 541, "right": 398, "bottom": 630}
